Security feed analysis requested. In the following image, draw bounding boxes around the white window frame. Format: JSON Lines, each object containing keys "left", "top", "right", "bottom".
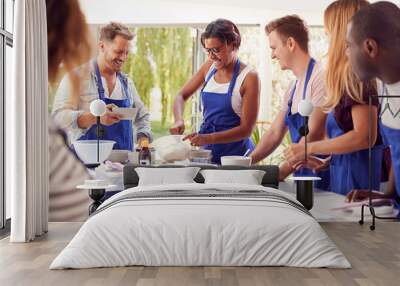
{"left": 0, "top": 0, "right": 14, "bottom": 231}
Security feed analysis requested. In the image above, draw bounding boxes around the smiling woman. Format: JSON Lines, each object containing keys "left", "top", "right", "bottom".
{"left": 171, "top": 19, "right": 260, "bottom": 164}
{"left": 200, "top": 19, "right": 241, "bottom": 69}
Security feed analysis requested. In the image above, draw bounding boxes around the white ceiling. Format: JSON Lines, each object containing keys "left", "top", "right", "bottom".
{"left": 168, "top": 0, "right": 335, "bottom": 13}
{"left": 173, "top": 0, "right": 400, "bottom": 12}
{"left": 80, "top": 0, "right": 399, "bottom": 26}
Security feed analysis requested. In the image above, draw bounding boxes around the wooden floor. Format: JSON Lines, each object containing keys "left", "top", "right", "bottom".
{"left": 0, "top": 222, "right": 399, "bottom": 286}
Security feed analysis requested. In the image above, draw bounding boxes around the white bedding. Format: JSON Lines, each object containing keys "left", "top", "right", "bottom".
{"left": 50, "top": 183, "right": 351, "bottom": 269}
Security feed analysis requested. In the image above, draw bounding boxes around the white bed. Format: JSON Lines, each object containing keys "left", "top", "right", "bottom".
{"left": 50, "top": 183, "right": 350, "bottom": 269}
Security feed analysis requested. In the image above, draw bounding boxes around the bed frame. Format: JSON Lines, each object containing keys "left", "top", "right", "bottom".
{"left": 123, "top": 164, "right": 280, "bottom": 189}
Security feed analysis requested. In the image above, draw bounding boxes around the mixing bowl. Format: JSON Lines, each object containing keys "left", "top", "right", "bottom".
{"left": 220, "top": 156, "right": 252, "bottom": 166}
{"left": 73, "top": 140, "right": 115, "bottom": 164}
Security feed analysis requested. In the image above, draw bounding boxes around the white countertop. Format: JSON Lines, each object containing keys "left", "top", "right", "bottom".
{"left": 280, "top": 181, "right": 398, "bottom": 222}
{"left": 89, "top": 164, "right": 398, "bottom": 222}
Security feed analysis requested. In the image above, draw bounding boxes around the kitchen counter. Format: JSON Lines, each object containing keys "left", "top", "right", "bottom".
{"left": 89, "top": 163, "right": 398, "bottom": 222}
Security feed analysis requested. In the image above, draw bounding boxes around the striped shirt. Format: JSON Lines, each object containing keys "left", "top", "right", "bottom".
{"left": 49, "top": 121, "right": 90, "bottom": 222}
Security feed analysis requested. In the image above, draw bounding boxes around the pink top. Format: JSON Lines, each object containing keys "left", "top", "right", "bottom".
{"left": 280, "top": 62, "right": 326, "bottom": 114}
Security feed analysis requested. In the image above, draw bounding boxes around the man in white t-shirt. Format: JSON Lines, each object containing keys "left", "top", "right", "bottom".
{"left": 346, "top": 1, "right": 400, "bottom": 208}
{"left": 250, "top": 15, "right": 329, "bottom": 187}
{"left": 52, "top": 22, "right": 152, "bottom": 150}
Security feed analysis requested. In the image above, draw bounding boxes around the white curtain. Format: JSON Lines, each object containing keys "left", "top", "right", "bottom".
{"left": 7, "top": 0, "right": 49, "bottom": 242}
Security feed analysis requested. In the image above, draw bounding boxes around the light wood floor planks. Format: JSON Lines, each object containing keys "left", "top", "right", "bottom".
{"left": 0, "top": 222, "right": 399, "bottom": 286}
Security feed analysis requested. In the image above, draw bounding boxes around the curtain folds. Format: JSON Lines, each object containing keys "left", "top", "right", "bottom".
{"left": 8, "top": 0, "right": 49, "bottom": 242}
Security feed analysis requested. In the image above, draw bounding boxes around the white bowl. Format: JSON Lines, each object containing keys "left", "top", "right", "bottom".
{"left": 152, "top": 135, "right": 186, "bottom": 147}
{"left": 73, "top": 140, "right": 115, "bottom": 164}
{"left": 107, "top": 149, "right": 128, "bottom": 162}
{"left": 189, "top": 149, "right": 212, "bottom": 163}
{"left": 220, "top": 156, "right": 252, "bottom": 166}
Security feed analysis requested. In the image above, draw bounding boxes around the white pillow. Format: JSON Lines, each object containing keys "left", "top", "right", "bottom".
{"left": 200, "top": 169, "right": 266, "bottom": 185}
{"left": 136, "top": 167, "right": 200, "bottom": 186}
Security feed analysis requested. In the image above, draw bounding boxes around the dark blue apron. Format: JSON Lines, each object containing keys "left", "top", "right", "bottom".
{"left": 379, "top": 84, "right": 400, "bottom": 210}
{"left": 78, "top": 61, "right": 134, "bottom": 151}
{"left": 199, "top": 59, "right": 254, "bottom": 164}
{"left": 326, "top": 111, "right": 383, "bottom": 195}
{"left": 284, "top": 58, "right": 330, "bottom": 190}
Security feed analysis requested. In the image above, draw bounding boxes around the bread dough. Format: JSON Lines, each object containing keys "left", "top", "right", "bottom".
{"left": 152, "top": 135, "right": 191, "bottom": 162}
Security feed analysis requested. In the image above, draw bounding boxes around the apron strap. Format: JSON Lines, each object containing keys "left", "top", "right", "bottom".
{"left": 199, "top": 67, "right": 217, "bottom": 113}
{"left": 287, "top": 81, "right": 297, "bottom": 111}
{"left": 303, "top": 58, "right": 316, "bottom": 100}
{"left": 287, "top": 58, "right": 316, "bottom": 114}
{"left": 227, "top": 59, "right": 241, "bottom": 96}
{"left": 201, "top": 67, "right": 218, "bottom": 92}
{"left": 117, "top": 72, "right": 135, "bottom": 107}
{"left": 199, "top": 66, "right": 218, "bottom": 113}
{"left": 94, "top": 60, "right": 133, "bottom": 106}
{"left": 94, "top": 60, "right": 106, "bottom": 100}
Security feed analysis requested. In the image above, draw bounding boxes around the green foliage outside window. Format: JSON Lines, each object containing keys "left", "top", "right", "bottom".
{"left": 123, "top": 27, "right": 193, "bottom": 135}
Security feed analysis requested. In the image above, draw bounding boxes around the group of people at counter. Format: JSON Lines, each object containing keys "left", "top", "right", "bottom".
{"left": 51, "top": 0, "right": 400, "bottom": 211}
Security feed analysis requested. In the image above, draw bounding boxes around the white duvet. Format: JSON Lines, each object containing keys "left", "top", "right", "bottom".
{"left": 50, "top": 183, "right": 351, "bottom": 269}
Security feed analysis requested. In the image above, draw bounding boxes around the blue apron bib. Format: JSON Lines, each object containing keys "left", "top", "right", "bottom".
{"left": 199, "top": 59, "right": 254, "bottom": 164}
{"left": 379, "top": 84, "right": 400, "bottom": 209}
{"left": 326, "top": 111, "right": 383, "bottom": 195}
{"left": 284, "top": 58, "right": 330, "bottom": 190}
{"left": 78, "top": 61, "right": 134, "bottom": 151}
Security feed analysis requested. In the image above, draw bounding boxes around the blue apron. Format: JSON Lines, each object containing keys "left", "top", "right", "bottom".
{"left": 379, "top": 84, "right": 400, "bottom": 210}
{"left": 285, "top": 58, "right": 330, "bottom": 190}
{"left": 78, "top": 61, "right": 134, "bottom": 151}
{"left": 326, "top": 111, "right": 383, "bottom": 195}
{"left": 199, "top": 59, "right": 254, "bottom": 164}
